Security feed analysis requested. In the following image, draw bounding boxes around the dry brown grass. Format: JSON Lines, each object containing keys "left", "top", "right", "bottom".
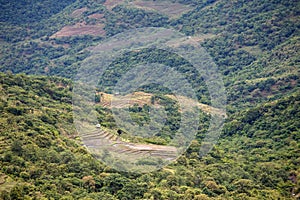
{"left": 98, "top": 91, "right": 154, "bottom": 108}
{"left": 98, "top": 91, "right": 226, "bottom": 117}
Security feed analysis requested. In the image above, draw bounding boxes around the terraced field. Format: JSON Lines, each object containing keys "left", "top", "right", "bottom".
{"left": 0, "top": 136, "right": 8, "bottom": 155}
{"left": 104, "top": 0, "right": 191, "bottom": 18}
{"left": 128, "top": 0, "right": 192, "bottom": 19}
{"left": 79, "top": 91, "right": 226, "bottom": 171}
{"left": 50, "top": 22, "right": 106, "bottom": 38}
{"left": 50, "top": 0, "right": 191, "bottom": 38}
{"left": 81, "top": 129, "right": 177, "bottom": 160}
{"left": 80, "top": 126, "right": 178, "bottom": 172}
{"left": 98, "top": 91, "right": 226, "bottom": 116}
{"left": 0, "top": 173, "right": 15, "bottom": 193}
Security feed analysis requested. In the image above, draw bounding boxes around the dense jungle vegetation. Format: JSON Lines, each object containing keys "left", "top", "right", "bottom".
{"left": 0, "top": 0, "right": 299, "bottom": 199}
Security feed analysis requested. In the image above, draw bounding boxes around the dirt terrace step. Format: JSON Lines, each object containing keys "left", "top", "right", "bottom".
{"left": 81, "top": 131, "right": 108, "bottom": 138}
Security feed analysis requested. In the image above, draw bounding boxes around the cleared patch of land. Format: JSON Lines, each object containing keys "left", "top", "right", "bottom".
{"left": 165, "top": 94, "right": 226, "bottom": 117}
{"left": 103, "top": 0, "right": 125, "bottom": 10}
{"left": 54, "top": 0, "right": 192, "bottom": 38}
{"left": 88, "top": 13, "right": 105, "bottom": 19}
{"left": 0, "top": 136, "right": 8, "bottom": 154}
{"left": 81, "top": 126, "right": 178, "bottom": 168}
{"left": 71, "top": 7, "right": 88, "bottom": 18}
{"left": 79, "top": 88, "right": 227, "bottom": 171}
{"left": 240, "top": 45, "right": 263, "bottom": 56}
{"left": 128, "top": 0, "right": 192, "bottom": 18}
{"left": 103, "top": 0, "right": 192, "bottom": 18}
{"left": 166, "top": 34, "right": 217, "bottom": 48}
{"left": 191, "top": 34, "right": 217, "bottom": 43}
{"left": 81, "top": 91, "right": 226, "bottom": 170}
{"left": 50, "top": 22, "right": 105, "bottom": 38}
{"left": 98, "top": 91, "right": 226, "bottom": 117}
{"left": 0, "top": 174, "right": 16, "bottom": 194}
{"left": 98, "top": 91, "right": 153, "bottom": 108}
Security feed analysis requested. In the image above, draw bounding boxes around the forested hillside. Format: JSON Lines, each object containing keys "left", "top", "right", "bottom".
{"left": 0, "top": 73, "right": 299, "bottom": 199}
{"left": 0, "top": 0, "right": 298, "bottom": 110}
{"left": 0, "top": 0, "right": 299, "bottom": 199}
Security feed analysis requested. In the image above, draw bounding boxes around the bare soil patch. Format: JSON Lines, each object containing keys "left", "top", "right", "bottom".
{"left": 129, "top": 0, "right": 192, "bottom": 18}
{"left": 88, "top": 13, "right": 105, "bottom": 19}
{"left": 50, "top": 22, "right": 106, "bottom": 38}
{"left": 71, "top": 7, "right": 88, "bottom": 18}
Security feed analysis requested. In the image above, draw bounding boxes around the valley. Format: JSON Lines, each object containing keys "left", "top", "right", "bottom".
{"left": 0, "top": 0, "right": 299, "bottom": 199}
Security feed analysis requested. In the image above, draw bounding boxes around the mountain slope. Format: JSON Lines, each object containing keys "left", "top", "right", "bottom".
{"left": 0, "top": 73, "right": 299, "bottom": 199}
{"left": 0, "top": 0, "right": 299, "bottom": 112}
{"left": 0, "top": 0, "right": 299, "bottom": 199}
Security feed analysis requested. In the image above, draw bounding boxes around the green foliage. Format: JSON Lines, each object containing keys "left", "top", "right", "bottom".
{"left": 0, "top": 0, "right": 76, "bottom": 25}
{"left": 0, "top": 0, "right": 298, "bottom": 112}
{"left": 98, "top": 48, "right": 210, "bottom": 104}
{"left": 105, "top": 5, "right": 169, "bottom": 36}
{"left": 1, "top": 72, "right": 298, "bottom": 199}
{"left": 0, "top": 0, "right": 299, "bottom": 199}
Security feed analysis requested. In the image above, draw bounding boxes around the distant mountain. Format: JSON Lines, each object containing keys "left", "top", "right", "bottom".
{"left": 0, "top": 0, "right": 298, "bottom": 110}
